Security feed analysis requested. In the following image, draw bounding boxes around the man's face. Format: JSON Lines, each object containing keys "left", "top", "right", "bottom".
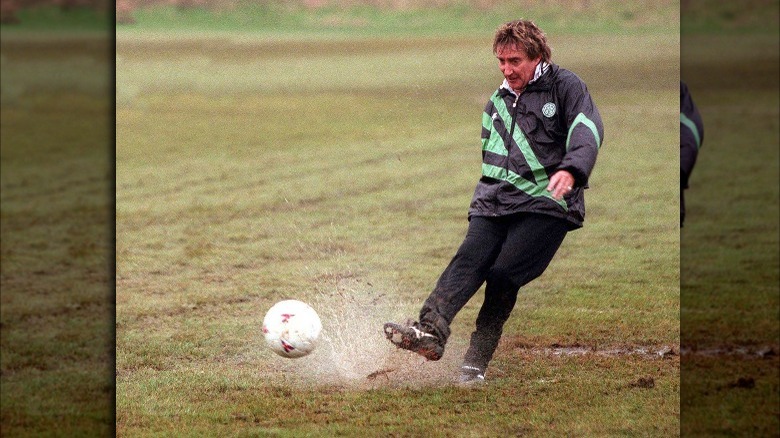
{"left": 496, "top": 44, "right": 540, "bottom": 93}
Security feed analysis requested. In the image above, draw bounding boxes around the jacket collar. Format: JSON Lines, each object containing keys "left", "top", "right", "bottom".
{"left": 499, "top": 62, "right": 555, "bottom": 96}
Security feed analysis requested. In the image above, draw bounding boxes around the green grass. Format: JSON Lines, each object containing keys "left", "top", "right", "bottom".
{"left": 680, "top": 32, "right": 780, "bottom": 436}
{"left": 0, "top": 0, "right": 680, "bottom": 36}
{"left": 681, "top": 0, "right": 779, "bottom": 35}
{"left": 1, "top": 35, "right": 114, "bottom": 434}
{"left": 112, "top": 30, "right": 680, "bottom": 436}
{"left": 1, "top": 1, "right": 776, "bottom": 434}
{"left": 0, "top": 5, "right": 111, "bottom": 32}
{"left": 681, "top": 356, "right": 780, "bottom": 436}
{"left": 115, "top": 1, "right": 679, "bottom": 37}
{"left": 115, "top": 356, "right": 680, "bottom": 436}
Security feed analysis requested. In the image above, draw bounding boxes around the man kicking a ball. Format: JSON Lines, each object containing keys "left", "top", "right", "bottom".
{"left": 384, "top": 19, "right": 604, "bottom": 384}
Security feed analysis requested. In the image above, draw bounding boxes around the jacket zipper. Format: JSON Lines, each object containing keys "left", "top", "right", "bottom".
{"left": 506, "top": 94, "right": 520, "bottom": 174}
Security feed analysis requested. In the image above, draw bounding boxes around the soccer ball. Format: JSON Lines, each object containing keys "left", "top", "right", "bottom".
{"left": 262, "top": 299, "right": 322, "bottom": 358}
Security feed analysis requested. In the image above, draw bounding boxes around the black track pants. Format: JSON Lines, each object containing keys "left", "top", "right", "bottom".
{"left": 419, "top": 213, "right": 569, "bottom": 370}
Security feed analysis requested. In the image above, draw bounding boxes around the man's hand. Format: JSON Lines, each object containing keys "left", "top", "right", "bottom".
{"left": 547, "top": 170, "right": 575, "bottom": 200}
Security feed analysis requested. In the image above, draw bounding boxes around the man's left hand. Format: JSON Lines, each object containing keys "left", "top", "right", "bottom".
{"left": 547, "top": 170, "right": 575, "bottom": 200}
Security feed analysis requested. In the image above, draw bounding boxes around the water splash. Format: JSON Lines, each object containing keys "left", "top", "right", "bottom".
{"left": 272, "top": 277, "right": 465, "bottom": 389}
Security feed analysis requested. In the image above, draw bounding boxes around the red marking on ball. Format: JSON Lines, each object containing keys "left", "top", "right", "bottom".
{"left": 281, "top": 339, "right": 295, "bottom": 353}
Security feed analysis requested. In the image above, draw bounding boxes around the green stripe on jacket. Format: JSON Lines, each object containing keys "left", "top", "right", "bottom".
{"left": 565, "top": 112, "right": 601, "bottom": 151}
{"left": 482, "top": 163, "right": 567, "bottom": 210}
{"left": 489, "top": 93, "right": 550, "bottom": 187}
{"left": 680, "top": 112, "right": 701, "bottom": 149}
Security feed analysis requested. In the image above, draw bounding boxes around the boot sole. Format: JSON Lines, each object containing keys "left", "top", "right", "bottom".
{"left": 383, "top": 322, "right": 442, "bottom": 361}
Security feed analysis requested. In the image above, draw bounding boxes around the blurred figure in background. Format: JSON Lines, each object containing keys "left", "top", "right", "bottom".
{"left": 680, "top": 81, "right": 704, "bottom": 227}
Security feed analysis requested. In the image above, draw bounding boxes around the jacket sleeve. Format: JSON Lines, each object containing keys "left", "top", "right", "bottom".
{"left": 556, "top": 74, "right": 604, "bottom": 187}
{"left": 680, "top": 81, "right": 704, "bottom": 188}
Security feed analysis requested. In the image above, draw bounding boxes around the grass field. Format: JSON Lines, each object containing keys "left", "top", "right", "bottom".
{"left": 680, "top": 32, "right": 780, "bottom": 436}
{"left": 2, "top": 0, "right": 774, "bottom": 436}
{"left": 112, "top": 25, "right": 681, "bottom": 435}
{"left": 0, "top": 35, "right": 114, "bottom": 435}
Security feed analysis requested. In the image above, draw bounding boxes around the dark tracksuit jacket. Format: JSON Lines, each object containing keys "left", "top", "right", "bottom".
{"left": 469, "top": 63, "right": 604, "bottom": 229}
{"left": 680, "top": 81, "right": 704, "bottom": 226}
{"left": 418, "top": 65, "right": 604, "bottom": 366}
